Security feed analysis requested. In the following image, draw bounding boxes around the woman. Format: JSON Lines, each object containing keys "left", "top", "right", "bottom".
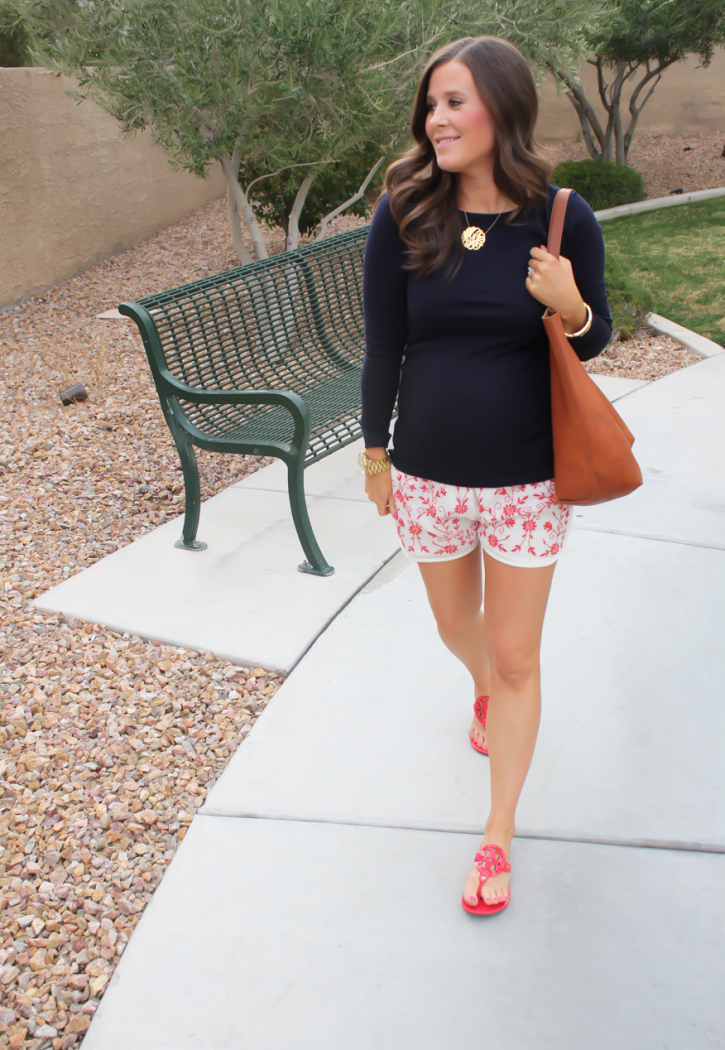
{"left": 360, "top": 36, "right": 611, "bottom": 914}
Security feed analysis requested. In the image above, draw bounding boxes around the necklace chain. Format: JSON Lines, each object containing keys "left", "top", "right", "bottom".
{"left": 461, "top": 209, "right": 502, "bottom": 251}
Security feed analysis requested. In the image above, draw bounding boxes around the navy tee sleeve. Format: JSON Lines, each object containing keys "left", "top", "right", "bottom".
{"left": 361, "top": 196, "right": 407, "bottom": 449}
{"left": 557, "top": 189, "right": 612, "bottom": 361}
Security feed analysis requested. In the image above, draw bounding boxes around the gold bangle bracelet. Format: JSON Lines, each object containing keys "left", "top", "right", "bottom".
{"left": 565, "top": 302, "right": 593, "bottom": 338}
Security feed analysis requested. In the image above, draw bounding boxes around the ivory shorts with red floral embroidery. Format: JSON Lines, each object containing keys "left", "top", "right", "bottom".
{"left": 391, "top": 467, "right": 572, "bottom": 568}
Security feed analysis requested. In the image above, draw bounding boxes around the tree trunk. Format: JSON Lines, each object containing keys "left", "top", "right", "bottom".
{"left": 549, "top": 62, "right": 608, "bottom": 161}
{"left": 285, "top": 175, "right": 315, "bottom": 251}
{"left": 622, "top": 63, "right": 667, "bottom": 165}
{"left": 226, "top": 184, "right": 253, "bottom": 265}
{"left": 555, "top": 55, "right": 674, "bottom": 167}
{"left": 219, "top": 154, "right": 269, "bottom": 260}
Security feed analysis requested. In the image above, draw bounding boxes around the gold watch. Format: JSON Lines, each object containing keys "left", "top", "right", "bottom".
{"left": 358, "top": 451, "right": 391, "bottom": 476}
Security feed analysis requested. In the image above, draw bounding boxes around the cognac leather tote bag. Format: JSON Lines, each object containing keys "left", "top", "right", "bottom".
{"left": 544, "top": 188, "right": 643, "bottom": 505}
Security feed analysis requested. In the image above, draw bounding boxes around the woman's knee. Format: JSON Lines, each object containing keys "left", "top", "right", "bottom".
{"left": 433, "top": 602, "right": 479, "bottom": 640}
{"left": 488, "top": 643, "right": 539, "bottom": 691}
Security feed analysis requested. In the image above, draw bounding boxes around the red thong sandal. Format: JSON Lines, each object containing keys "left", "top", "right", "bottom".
{"left": 469, "top": 695, "right": 489, "bottom": 755}
{"left": 461, "top": 844, "right": 511, "bottom": 915}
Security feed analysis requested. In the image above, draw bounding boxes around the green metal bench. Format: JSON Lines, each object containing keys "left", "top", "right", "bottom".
{"left": 119, "top": 225, "right": 378, "bottom": 577}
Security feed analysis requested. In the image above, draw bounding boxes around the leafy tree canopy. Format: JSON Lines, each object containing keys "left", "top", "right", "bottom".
{"left": 0, "top": 1, "right": 31, "bottom": 66}
{"left": 552, "top": 0, "right": 725, "bottom": 164}
{"left": 25, "top": 0, "right": 606, "bottom": 257}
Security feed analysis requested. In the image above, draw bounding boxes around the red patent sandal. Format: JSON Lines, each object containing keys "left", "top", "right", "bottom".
{"left": 461, "top": 844, "right": 511, "bottom": 915}
{"left": 469, "top": 695, "right": 488, "bottom": 755}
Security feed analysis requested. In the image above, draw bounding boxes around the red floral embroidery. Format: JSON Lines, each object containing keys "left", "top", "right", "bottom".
{"left": 391, "top": 468, "right": 570, "bottom": 563}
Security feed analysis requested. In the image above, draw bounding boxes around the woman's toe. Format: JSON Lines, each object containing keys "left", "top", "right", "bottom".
{"left": 464, "top": 870, "right": 479, "bottom": 905}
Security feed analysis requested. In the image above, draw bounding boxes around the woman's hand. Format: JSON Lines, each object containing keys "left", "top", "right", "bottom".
{"left": 363, "top": 449, "right": 397, "bottom": 518}
{"left": 526, "top": 245, "right": 588, "bottom": 336}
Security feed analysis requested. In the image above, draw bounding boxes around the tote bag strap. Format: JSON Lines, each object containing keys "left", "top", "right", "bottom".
{"left": 547, "top": 188, "right": 573, "bottom": 259}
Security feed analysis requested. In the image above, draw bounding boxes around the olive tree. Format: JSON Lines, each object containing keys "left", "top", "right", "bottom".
{"left": 26, "top": 0, "right": 607, "bottom": 260}
{"left": 549, "top": 0, "right": 725, "bottom": 165}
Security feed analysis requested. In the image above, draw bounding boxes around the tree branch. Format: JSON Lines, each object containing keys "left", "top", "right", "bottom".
{"left": 316, "top": 156, "right": 385, "bottom": 240}
{"left": 550, "top": 64, "right": 607, "bottom": 159}
{"left": 245, "top": 159, "right": 334, "bottom": 198}
{"left": 286, "top": 175, "right": 315, "bottom": 251}
{"left": 219, "top": 154, "right": 269, "bottom": 260}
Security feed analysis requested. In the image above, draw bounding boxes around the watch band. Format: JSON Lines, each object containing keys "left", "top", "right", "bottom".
{"left": 359, "top": 451, "right": 391, "bottom": 476}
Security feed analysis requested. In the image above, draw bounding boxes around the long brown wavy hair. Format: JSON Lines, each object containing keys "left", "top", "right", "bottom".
{"left": 385, "top": 36, "right": 551, "bottom": 279}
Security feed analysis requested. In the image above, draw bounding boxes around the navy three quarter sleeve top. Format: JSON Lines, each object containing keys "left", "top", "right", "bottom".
{"left": 361, "top": 185, "right": 613, "bottom": 489}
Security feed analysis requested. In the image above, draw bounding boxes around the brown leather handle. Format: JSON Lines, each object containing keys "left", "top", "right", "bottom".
{"left": 547, "top": 187, "right": 572, "bottom": 259}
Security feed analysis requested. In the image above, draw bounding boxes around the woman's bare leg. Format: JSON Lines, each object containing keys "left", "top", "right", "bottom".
{"left": 463, "top": 552, "right": 556, "bottom": 907}
{"left": 417, "top": 546, "right": 491, "bottom": 748}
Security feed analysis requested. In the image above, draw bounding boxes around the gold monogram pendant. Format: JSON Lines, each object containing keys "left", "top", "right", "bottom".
{"left": 461, "top": 226, "right": 486, "bottom": 250}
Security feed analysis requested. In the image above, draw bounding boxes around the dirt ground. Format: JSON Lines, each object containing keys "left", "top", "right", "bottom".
{"left": 0, "top": 132, "right": 718, "bottom": 1049}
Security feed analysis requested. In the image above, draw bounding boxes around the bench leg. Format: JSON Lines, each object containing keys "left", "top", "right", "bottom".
{"left": 173, "top": 433, "right": 207, "bottom": 552}
{"left": 288, "top": 456, "right": 334, "bottom": 576}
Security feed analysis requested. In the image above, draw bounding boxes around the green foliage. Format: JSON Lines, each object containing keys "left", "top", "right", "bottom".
{"left": 0, "top": 2, "right": 31, "bottom": 66}
{"left": 22, "top": 0, "right": 608, "bottom": 256}
{"left": 602, "top": 197, "right": 725, "bottom": 344}
{"left": 604, "top": 250, "right": 653, "bottom": 338}
{"left": 245, "top": 144, "right": 385, "bottom": 237}
{"left": 553, "top": 159, "right": 646, "bottom": 210}
{"left": 551, "top": 0, "right": 725, "bottom": 165}
{"left": 590, "top": 0, "right": 725, "bottom": 70}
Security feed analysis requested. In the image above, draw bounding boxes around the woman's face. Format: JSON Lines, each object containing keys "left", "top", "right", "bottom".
{"left": 425, "top": 60, "right": 497, "bottom": 174}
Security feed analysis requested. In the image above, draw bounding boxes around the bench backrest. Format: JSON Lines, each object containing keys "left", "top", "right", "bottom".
{"left": 131, "top": 226, "right": 369, "bottom": 395}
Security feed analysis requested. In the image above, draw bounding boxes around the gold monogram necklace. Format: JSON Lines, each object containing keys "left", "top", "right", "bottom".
{"left": 461, "top": 209, "right": 503, "bottom": 251}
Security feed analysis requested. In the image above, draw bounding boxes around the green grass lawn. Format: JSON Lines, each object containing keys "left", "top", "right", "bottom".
{"left": 602, "top": 196, "right": 725, "bottom": 347}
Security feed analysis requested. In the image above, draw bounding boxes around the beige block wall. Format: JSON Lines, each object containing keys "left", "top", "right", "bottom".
{"left": 0, "top": 68, "right": 226, "bottom": 307}
{"left": 538, "top": 47, "right": 725, "bottom": 140}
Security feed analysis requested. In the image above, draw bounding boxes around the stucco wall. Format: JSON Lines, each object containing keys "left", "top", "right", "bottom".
{"left": 538, "top": 48, "right": 725, "bottom": 140}
{"left": 0, "top": 68, "right": 226, "bottom": 307}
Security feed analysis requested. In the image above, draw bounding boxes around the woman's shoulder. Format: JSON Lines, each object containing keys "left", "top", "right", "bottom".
{"left": 546, "top": 183, "right": 600, "bottom": 231}
{"left": 367, "top": 193, "right": 405, "bottom": 246}
{"left": 370, "top": 193, "right": 397, "bottom": 230}
{"left": 365, "top": 193, "right": 407, "bottom": 271}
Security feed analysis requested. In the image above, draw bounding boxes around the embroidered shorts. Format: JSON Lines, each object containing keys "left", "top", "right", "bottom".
{"left": 391, "top": 467, "right": 572, "bottom": 568}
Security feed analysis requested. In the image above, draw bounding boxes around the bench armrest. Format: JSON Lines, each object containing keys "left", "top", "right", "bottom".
{"left": 119, "top": 299, "right": 310, "bottom": 446}
{"left": 161, "top": 370, "right": 306, "bottom": 414}
{"left": 162, "top": 371, "right": 311, "bottom": 450}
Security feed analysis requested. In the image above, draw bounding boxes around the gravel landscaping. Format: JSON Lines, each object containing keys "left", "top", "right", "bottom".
{"left": 0, "top": 134, "right": 716, "bottom": 1050}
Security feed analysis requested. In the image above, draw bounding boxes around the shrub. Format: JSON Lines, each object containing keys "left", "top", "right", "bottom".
{"left": 552, "top": 159, "right": 647, "bottom": 211}
{"left": 0, "top": 2, "right": 31, "bottom": 67}
{"left": 604, "top": 250, "right": 654, "bottom": 339}
{"left": 244, "top": 144, "right": 385, "bottom": 239}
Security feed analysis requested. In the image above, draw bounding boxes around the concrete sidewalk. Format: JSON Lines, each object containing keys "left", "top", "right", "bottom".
{"left": 34, "top": 376, "right": 646, "bottom": 671}
{"left": 47, "top": 362, "right": 725, "bottom": 1048}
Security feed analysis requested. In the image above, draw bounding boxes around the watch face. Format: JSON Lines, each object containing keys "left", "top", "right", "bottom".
{"left": 357, "top": 451, "right": 367, "bottom": 474}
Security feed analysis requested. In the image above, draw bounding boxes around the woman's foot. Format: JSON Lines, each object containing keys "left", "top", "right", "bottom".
{"left": 469, "top": 695, "right": 488, "bottom": 753}
{"left": 463, "top": 828, "right": 512, "bottom": 910}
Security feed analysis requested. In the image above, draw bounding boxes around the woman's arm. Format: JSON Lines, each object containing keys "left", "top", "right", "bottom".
{"left": 361, "top": 195, "right": 408, "bottom": 447}
{"left": 526, "top": 190, "right": 613, "bottom": 362}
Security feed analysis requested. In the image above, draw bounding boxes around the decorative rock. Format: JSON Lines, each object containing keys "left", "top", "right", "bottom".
{"left": 35, "top": 1023, "right": 59, "bottom": 1038}
{"left": 65, "top": 1014, "right": 91, "bottom": 1034}
{"left": 7, "top": 1024, "right": 28, "bottom": 1050}
{"left": 90, "top": 973, "right": 109, "bottom": 996}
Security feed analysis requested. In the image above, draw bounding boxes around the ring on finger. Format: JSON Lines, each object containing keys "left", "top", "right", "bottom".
{"left": 527, "top": 265, "right": 534, "bottom": 277}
